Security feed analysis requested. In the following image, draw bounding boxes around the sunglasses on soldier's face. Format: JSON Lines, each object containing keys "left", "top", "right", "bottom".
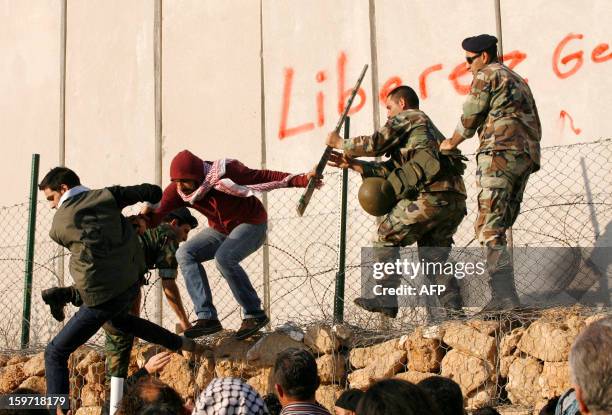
{"left": 465, "top": 53, "right": 482, "bottom": 64}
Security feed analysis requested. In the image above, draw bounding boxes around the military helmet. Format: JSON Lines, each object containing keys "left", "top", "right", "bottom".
{"left": 358, "top": 177, "right": 396, "bottom": 216}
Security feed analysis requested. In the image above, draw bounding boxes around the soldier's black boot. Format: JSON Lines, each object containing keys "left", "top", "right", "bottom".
{"left": 354, "top": 296, "right": 398, "bottom": 318}
{"left": 41, "top": 286, "right": 75, "bottom": 322}
{"left": 479, "top": 246, "right": 520, "bottom": 316}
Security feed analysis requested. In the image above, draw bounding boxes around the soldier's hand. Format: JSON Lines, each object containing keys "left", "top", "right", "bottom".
{"left": 326, "top": 131, "right": 342, "bottom": 149}
{"left": 144, "top": 351, "right": 173, "bottom": 374}
{"left": 328, "top": 150, "right": 364, "bottom": 174}
{"left": 439, "top": 139, "right": 456, "bottom": 151}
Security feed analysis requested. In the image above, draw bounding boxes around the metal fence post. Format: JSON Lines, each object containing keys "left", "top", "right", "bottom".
{"left": 334, "top": 117, "right": 350, "bottom": 323}
{"left": 21, "top": 154, "right": 40, "bottom": 349}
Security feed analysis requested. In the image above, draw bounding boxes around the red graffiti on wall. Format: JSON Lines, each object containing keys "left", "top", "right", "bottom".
{"left": 278, "top": 33, "right": 610, "bottom": 140}
{"left": 553, "top": 33, "right": 611, "bottom": 78}
{"left": 559, "top": 110, "right": 582, "bottom": 135}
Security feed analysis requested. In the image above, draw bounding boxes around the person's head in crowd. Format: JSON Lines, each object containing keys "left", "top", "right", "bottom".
{"left": 116, "top": 377, "right": 188, "bottom": 415}
{"left": 569, "top": 316, "right": 612, "bottom": 415}
{"left": 273, "top": 348, "right": 320, "bottom": 405}
{"left": 355, "top": 379, "right": 442, "bottom": 415}
{"left": 262, "top": 393, "right": 282, "bottom": 415}
{"left": 471, "top": 407, "right": 501, "bottom": 415}
{"left": 417, "top": 376, "right": 465, "bottom": 415}
{"left": 538, "top": 396, "right": 560, "bottom": 415}
{"left": 162, "top": 207, "right": 199, "bottom": 242}
{"left": 192, "top": 377, "right": 268, "bottom": 415}
{"left": 334, "top": 389, "right": 364, "bottom": 415}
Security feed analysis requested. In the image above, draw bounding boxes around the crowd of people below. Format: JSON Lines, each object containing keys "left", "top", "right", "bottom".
{"left": 2, "top": 315, "right": 609, "bottom": 415}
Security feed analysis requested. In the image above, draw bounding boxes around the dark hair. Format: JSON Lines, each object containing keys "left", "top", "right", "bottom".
{"left": 472, "top": 407, "right": 501, "bottom": 415}
{"left": 417, "top": 376, "right": 464, "bottom": 415}
{"left": 38, "top": 167, "right": 81, "bottom": 191}
{"left": 263, "top": 393, "right": 282, "bottom": 415}
{"left": 335, "top": 388, "right": 364, "bottom": 411}
{"left": 484, "top": 45, "right": 499, "bottom": 62}
{"left": 538, "top": 396, "right": 560, "bottom": 415}
{"left": 356, "top": 379, "right": 442, "bottom": 415}
{"left": 162, "top": 207, "right": 198, "bottom": 229}
{"left": 116, "top": 377, "right": 184, "bottom": 415}
{"left": 273, "top": 348, "right": 319, "bottom": 401}
{"left": 387, "top": 85, "right": 419, "bottom": 109}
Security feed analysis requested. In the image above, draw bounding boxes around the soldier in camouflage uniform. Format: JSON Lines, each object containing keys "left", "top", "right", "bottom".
{"left": 326, "top": 85, "right": 468, "bottom": 318}
{"left": 440, "top": 34, "right": 541, "bottom": 312}
{"left": 104, "top": 207, "right": 197, "bottom": 387}
{"left": 42, "top": 208, "right": 198, "bottom": 387}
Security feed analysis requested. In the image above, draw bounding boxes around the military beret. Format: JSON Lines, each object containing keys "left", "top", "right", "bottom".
{"left": 164, "top": 207, "right": 198, "bottom": 229}
{"left": 462, "top": 34, "right": 498, "bottom": 53}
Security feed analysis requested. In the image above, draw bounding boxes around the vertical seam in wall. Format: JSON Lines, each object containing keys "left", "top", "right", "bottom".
{"left": 259, "top": 0, "right": 271, "bottom": 324}
{"left": 259, "top": 0, "right": 267, "bottom": 170}
{"left": 57, "top": 0, "right": 67, "bottom": 288}
{"left": 154, "top": 0, "right": 164, "bottom": 326}
{"left": 368, "top": 0, "right": 381, "bottom": 131}
{"left": 59, "top": 0, "right": 67, "bottom": 166}
{"left": 154, "top": 0, "right": 163, "bottom": 186}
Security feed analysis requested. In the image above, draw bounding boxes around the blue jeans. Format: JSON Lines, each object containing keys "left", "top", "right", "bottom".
{"left": 45, "top": 283, "right": 182, "bottom": 395}
{"left": 175, "top": 222, "right": 267, "bottom": 320}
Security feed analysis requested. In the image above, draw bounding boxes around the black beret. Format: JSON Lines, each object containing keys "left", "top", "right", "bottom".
{"left": 335, "top": 388, "right": 364, "bottom": 411}
{"left": 164, "top": 207, "right": 198, "bottom": 228}
{"left": 462, "top": 34, "right": 498, "bottom": 53}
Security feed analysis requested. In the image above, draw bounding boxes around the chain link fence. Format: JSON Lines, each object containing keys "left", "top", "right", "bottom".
{"left": 0, "top": 140, "right": 610, "bottom": 412}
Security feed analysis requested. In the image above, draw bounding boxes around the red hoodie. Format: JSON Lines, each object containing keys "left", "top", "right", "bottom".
{"left": 150, "top": 150, "right": 309, "bottom": 235}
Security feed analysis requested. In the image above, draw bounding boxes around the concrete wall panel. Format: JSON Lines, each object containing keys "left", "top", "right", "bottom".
{"left": 262, "top": 0, "right": 375, "bottom": 174}
{"left": 0, "top": 0, "right": 61, "bottom": 204}
{"left": 65, "top": 0, "right": 155, "bottom": 188}
{"left": 162, "top": 0, "right": 262, "bottom": 183}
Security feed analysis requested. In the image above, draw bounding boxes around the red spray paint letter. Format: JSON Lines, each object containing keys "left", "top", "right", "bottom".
{"left": 419, "top": 64, "right": 443, "bottom": 99}
{"left": 278, "top": 67, "right": 315, "bottom": 140}
{"left": 337, "top": 52, "right": 366, "bottom": 116}
{"left": 553, "top": 33, "right": 584, "bottom": 79}
{"left": 559, "top": 110, "right": 581, "bottom": 135}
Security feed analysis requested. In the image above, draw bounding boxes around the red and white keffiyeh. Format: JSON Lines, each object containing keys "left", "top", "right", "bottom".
{"left": 177, "top": 159, "right": 295, "bottom": 205}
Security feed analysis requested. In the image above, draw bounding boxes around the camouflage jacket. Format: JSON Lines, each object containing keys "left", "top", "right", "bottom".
{"left": 138, "top": 223, "right": 179, "bottom": 279}
{"left": 343, "top": 109, "right": 467, "bottom": 196}
{"left": 453, "top": 62, "right": 541, "bottom": 170}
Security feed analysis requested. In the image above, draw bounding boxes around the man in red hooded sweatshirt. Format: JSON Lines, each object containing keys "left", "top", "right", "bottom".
{"left": 143, "top": 150, "right": 320, "bottom": 340}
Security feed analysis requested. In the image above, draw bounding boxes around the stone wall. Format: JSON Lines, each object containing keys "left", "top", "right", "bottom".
{"left": 0, "top": 308, "right": 607, "bottom": 414}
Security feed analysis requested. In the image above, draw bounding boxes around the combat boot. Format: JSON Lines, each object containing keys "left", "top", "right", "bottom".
{"left": 41, "top": 286, "right": 75, "bottom": 322}
{"left": 354, "top": 296, "right": 398, "bottom": 318}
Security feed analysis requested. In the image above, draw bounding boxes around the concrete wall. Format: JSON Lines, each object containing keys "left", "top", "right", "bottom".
{"left": 1, "top": 0, "right": 610, "bottom": 201}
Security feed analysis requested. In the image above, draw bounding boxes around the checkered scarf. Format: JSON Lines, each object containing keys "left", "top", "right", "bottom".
{"left": 177, "top": 159, "right": 295, "bottom": 205}
{"left": 193, "top": 377, "right": 269, "bottom": 415}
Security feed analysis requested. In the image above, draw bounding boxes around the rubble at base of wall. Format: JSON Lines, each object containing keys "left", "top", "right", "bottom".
{"left": 0, "top": 307, "right": 608, "bottom": 414}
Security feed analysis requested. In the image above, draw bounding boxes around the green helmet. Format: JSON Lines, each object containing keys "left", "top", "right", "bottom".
{"left": 358, "top": 177, "right": 396, "bottom": 216}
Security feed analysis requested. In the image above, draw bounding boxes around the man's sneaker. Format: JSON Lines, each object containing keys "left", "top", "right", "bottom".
{"left": 184, "top": 319, "right": 223, "bottom": 338}
{"left": 41, "top": 287, "right": 73, "bottom": 322}
{"left": 235, "top": 315, "right": 269, "bottom": 340}
{"left": 354, "top": 297, "right": 398, "bottom": 318}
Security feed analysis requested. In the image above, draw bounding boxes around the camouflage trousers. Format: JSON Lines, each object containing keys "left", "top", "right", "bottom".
{"left": 475, "top": 150, "right": 535, "bottom": 247}
{"left": 103, "top": 288, "right": 142, "bottom": 388}
{"left": 372, "top": 192, "right": 467, "bottom": 307}
{"left": 377, "top": 191, "right": 467, "bottom": 248}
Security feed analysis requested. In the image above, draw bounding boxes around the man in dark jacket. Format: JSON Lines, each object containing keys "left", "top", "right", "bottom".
{"left": 39, "top": 167, "right": 200, "bottom": 398}
{"left": 143, "top": 150, "right": 320, "bottom": 340}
